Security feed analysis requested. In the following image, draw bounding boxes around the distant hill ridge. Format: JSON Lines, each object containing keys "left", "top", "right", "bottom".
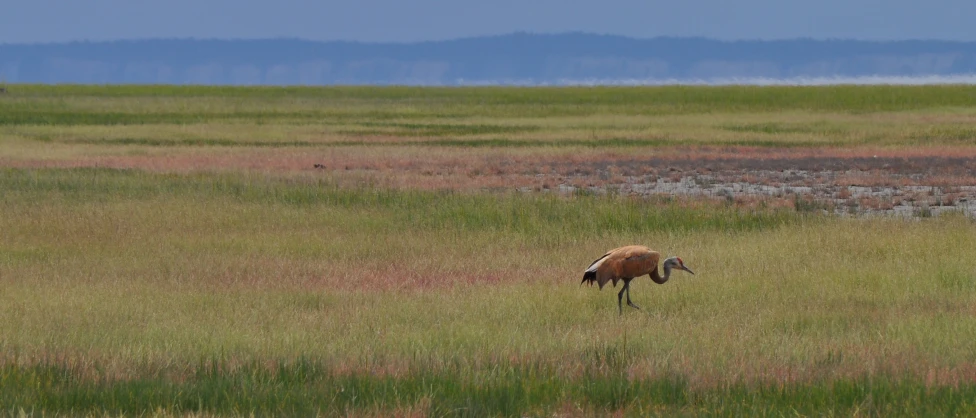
{"left": 3, "top": 33, "right": 976, "bottom": 85}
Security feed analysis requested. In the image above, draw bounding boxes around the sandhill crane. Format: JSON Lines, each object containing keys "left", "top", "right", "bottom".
{"left": 581, "top": 245, "right": 694, "bottom": 314}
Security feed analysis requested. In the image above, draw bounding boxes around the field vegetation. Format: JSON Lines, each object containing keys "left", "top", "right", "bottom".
{"left": 2, "top": 85, "right": 976, "bottom": 416}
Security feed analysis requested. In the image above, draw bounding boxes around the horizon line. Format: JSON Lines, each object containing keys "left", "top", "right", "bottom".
{"left": 5, "top": 74, "right": 976, "bottom": 87}
{"left": 4, "top": 32, "right": 976, "bottom": 47}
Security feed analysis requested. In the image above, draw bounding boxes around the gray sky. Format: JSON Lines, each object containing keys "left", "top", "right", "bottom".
{"left": 3, "top": 0, "right": 976, "bottom": 44}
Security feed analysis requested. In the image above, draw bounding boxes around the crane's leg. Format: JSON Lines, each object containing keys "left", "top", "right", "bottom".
{"left": 617, "top": 285, "right": 626, "bottom": 315}
{"left": 625, "top": 283, "right": 641, "bottom": 310}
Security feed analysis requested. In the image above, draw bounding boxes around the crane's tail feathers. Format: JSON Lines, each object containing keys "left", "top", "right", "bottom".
{"left": 582, "top": 253, "right": 610, "bottom": 288}
{"left": 581, "top": 270, "right": 597, "bottom": 287}
{"left": 585, "top": 254, "right": 609, "bottom": 272}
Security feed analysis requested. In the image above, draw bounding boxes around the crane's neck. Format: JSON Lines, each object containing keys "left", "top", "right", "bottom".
{"left": 650, "top": 263, "right": 672, "bottom": 284}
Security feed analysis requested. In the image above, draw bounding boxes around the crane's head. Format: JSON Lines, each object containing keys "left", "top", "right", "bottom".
{"left": 663, "top": 256, "right": 695, "bottom": 275}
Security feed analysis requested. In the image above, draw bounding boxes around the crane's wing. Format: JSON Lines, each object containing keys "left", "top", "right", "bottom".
{"left": 617, "top": 246, "right": 660, "bottom": 279}
{"left": 617, "top": 246, "right": 653, "bottom": 260}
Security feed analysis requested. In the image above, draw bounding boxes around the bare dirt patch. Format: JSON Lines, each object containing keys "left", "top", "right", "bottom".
{"left": 555, "top": 147, "right": 976, "bottom": 217}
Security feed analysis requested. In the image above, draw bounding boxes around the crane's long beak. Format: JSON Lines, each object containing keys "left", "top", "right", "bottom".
{"left": 683, "top": 266, "right": 695, "bottom": 275}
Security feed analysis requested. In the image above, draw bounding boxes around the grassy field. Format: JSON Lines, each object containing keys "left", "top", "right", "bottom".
{"left": 3, "top": 85, "right": 976, "bottom": 416}
{"left": 5, "top": 85, "right": 976, "bottom": 151}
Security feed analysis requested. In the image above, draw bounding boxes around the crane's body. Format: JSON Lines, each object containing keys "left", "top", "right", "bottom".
{"left": 581, "top": 245, "right": 694, "bottom": 314}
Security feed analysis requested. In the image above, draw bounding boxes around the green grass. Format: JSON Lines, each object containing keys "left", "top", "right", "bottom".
{"left": 6, "top": 84, "right": 976, "bottom": 113}
{"left": 5, "top": 360, "right": 975, "bottom": 416}
{"left": 0, "top": 168, "right": 799, "bottom": 235}
{"left": 345, "top": 122, "right": 542, "bottom": 136}
{"left": 5, "top": 85, "right": 976, "bottom": 155}
{"left": 18, "top": 134, "right": 831, "bottom": 149}
{"left": 3, "top": 168, "right": 976, "bottom": 415}
{"left": 4, "top": 84, "right": 976, "bottom": 123}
